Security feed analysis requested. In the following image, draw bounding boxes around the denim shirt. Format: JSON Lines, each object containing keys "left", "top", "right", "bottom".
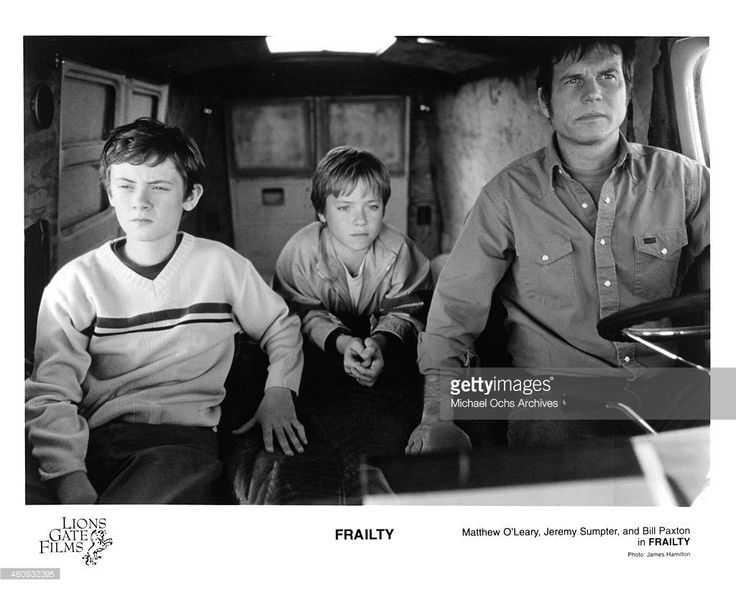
{"left": 275, "top": 221, "right": 432, "bottom": 350}
{"left": 418, "top": 134, "right": 709, "bottom": 375}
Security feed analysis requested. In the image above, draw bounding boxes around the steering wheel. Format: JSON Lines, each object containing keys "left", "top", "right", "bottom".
{"left": 597, "top": 291, "right": 709, "bottom": 342}
{"left": 597, "top": 290, "right": 709, "bottom": 372}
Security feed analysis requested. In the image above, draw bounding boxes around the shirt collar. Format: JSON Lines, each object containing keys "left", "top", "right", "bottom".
{"left": 545, "top": 131, "right": 632, "bottom": 185}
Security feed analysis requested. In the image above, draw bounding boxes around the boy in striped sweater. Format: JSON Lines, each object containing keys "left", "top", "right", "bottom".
{"left": 25, "top": 118, "right": 306, "bottom": 504}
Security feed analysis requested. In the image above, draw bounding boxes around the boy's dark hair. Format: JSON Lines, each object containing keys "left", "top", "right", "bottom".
{"left": 311, "top": 146, "right": 391, "bottom": 215}
{"left": 536, "top": 38, "right": 636, "bottom": 113}
{"left": 100, "top": 118, "right": 205, "bottom": 195}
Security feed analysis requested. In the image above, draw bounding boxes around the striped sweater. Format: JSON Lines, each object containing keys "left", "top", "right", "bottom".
{"left": 26, "top": 233, "right": 303, "bottom": 481}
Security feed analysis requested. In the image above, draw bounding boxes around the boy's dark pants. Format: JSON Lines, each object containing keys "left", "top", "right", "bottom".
{"left": 27, "top": 422, "right": 228, "bottom": 504}
{"left": 225, "top": 340, "right": 423, "bottom": 504}
{"left": 277, "top": 342, "right": 423, "bottom": 502}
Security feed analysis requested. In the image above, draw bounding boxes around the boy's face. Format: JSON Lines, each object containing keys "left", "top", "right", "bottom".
{"left": 107, "top": 158, "right": 202, "bottom": 248}
{"left": 318, "top": 180, "right": 384, "bottom": 255}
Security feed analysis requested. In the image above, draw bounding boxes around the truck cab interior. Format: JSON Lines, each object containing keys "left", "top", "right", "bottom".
{"left": 24, "top": 36, "right": 711, "bottom": 505}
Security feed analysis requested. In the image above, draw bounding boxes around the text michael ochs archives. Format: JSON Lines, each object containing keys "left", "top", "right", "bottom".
{"left": 449, "top": 375, "right": 558, "bottom": 410}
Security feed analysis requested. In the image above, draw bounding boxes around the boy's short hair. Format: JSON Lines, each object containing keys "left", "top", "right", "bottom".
{"left": 100, "top": 118, "right": 205, "bottom": 195}
{"left": 536, "top": 37, "right": 636, "bottom": 112}
{"left": 310, "top": 146, "right": 391, "bottom": 215}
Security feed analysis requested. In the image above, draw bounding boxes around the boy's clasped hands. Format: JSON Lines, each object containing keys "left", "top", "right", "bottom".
{"left": 336, "top": 333, "right": 386, "bottom": 387}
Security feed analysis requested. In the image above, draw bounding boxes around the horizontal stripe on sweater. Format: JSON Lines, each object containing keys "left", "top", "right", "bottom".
{"left": 94, "top": 303, "right": 233, "bottom": 337}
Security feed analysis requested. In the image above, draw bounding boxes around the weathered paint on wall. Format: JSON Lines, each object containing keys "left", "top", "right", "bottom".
{"left": 427, "top": 73, "right": 551, "bottom": 252}
{"left": 24, "top": 53, "right": 61, "bottom": 264}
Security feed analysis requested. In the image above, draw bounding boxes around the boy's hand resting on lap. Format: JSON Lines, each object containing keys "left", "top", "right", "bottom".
{"left": 233, "top": 387, "right": 307, "bottom": 456}
{"left": 337, "top": 334, "right": 386, "bottom": 387}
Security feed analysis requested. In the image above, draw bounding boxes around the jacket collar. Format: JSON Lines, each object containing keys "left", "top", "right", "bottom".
{"left": 315, "top": 222, "right": 401, "bottom": 310}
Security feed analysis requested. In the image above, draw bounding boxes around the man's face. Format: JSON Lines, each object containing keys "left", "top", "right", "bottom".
{"left": 539, "top": 46, "right": 628, "bottom": 148}
{"left": 319, "top": 179, "right": 384, "bottom": 255}
{"left": 107, "top": 158, "right": 201, "bottom": 247}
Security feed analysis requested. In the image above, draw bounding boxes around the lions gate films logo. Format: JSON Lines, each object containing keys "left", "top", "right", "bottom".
{"left": 40, "top": 517, "right": 113, "bottom": 566}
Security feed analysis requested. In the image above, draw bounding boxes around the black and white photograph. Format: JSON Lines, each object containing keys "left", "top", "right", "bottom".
{"left": 4, "top": 1, "right": 734, "bottom": 587}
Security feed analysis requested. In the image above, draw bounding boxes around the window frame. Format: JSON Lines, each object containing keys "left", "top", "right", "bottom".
{"left": 670, "top": 37, "right": 710, "bottom": 166}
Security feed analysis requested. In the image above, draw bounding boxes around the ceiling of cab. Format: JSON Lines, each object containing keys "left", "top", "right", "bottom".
{"left": 26, "top": 36, "right": 558, "bottom": 96}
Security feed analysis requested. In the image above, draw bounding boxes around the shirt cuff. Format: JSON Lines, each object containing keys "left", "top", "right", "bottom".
{"left": 324, "top": 327, "right": 351, "bottom": 355}
{"left": 371, "top": 330, "right": 404, "bottom": 354}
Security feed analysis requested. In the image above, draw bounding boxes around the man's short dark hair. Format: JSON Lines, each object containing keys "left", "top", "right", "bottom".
{"left": 536, "top": 38, "right": 636, "bottom": 112}
{"left": 100, "top": 118, "right": 205, "bottom": 195}
{"left": 310, "top": 146, "right": 391, "bottom": 215}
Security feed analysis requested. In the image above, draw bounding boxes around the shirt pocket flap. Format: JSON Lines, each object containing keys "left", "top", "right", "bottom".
{"left": 634, "top": 228, "right": 688, "bottom": 260}
{"left": 517, "top": 237, "right": 573, "bottom": 265}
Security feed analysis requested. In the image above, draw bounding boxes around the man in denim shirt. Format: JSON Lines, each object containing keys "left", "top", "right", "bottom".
{"left": 407, "top": 38, "right": 710, "bottom": 453}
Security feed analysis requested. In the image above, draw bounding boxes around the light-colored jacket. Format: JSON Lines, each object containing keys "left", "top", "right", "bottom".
{"left": 274, "top": 221, "right": 432, "bottom": 350}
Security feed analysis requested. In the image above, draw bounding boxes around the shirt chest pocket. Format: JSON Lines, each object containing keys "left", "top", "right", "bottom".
{"left": 633, "top": 228, "right": 688, "bottom": 300}
{"left": 516, "top": 236, "right": 576, "bottom": 310}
